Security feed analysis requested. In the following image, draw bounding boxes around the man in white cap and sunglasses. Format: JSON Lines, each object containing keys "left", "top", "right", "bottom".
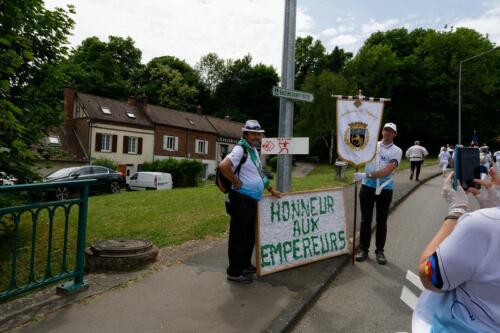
{"left": 218, "top": 120, "right": 281, "bottom": 283}
{"left": 353, "top": 122, "right": 402, "bottom": 264}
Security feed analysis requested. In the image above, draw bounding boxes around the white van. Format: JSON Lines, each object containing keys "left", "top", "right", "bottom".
{"left": 127, "top": 172, "right": 173, "bottom": 191}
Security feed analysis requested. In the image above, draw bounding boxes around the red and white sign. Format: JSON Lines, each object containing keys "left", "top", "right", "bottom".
{"left": 260, "top": 137, "right": 309, "bottom": 155}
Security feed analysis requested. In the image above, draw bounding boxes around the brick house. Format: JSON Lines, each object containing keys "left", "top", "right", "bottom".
{"left": 63, "top": 88, "right": 155, "bottom": 181}
{"left": 205, "top": 115, "right": 244, "bottom": 163}
{"left": 144, "top": 105, "right": 219, "bottom": 178}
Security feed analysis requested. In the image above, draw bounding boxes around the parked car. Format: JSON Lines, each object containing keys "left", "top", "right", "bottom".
{"left": 44, "top": 166, "right": 125, "bottom": 200}
{"left": 127, "top": 172, "right": 173, "bottom": 191}
{"left": 0, "top": 172, "right": 17, "bottom": 186}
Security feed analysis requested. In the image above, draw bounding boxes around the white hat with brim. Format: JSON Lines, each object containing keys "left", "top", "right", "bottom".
{"left": 242, "top": 120, "right": 265, "bottom": 133}
{"left": 383, "top": 122, "right": 397, "bottom": 132}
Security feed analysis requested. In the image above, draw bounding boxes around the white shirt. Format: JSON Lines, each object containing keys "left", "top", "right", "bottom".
{"left": 438, "top": 151, "right": 451, "bottom": 163}
{"left": 405, "top": 145, "right": 429, "bottom": 161}
{"left": 227, "top": 145, "right": 264, "bottom": 201}
{"left": 362, "top": 141, "right": 402, "bottom": 190}
{"left": 432, "top": 208, "right": 500, "bottom": 332}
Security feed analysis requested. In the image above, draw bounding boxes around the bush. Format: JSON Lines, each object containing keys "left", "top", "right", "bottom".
{"left": 141, "top": 158, "right": 203, "bottom": 187}
{"left": 269, "top": 156, "right": 278, "bottom": 172}
{"left": 92, "top": 158, "right": 117, "bottom": 170}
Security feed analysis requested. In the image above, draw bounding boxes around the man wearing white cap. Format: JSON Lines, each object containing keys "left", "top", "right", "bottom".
{"left": 354, "top": 122, "right": 402, "bottom": 264}
{"left": 218, "top": 120, "right": 281, "bottom": 284}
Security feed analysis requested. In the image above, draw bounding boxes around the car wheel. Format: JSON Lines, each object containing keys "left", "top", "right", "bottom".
{"left": 110, "top": 181, "right": 121, "bottom": 194}
{"left": 55, "top": 187, "right": 69, "bottom": 200}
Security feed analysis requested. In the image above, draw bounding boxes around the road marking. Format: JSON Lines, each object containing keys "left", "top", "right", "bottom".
{"left": 406, "top": 270, "right": 425, "bottom": 291}
{"left": 400, "top": 286, "right": 419, "bottom": 310}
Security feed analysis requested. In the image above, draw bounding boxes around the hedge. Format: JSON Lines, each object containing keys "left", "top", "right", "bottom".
{"left": 141, "top": 158, "right": 203, "bottom": 187}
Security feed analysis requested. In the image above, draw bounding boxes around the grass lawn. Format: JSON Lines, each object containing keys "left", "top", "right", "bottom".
{"left": 0, "top": 157, "right": 437, "bottom": 293}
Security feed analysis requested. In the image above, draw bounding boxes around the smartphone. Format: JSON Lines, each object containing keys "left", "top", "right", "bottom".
{"left": 453, "top": 146, "right": 481, "bottom": 191}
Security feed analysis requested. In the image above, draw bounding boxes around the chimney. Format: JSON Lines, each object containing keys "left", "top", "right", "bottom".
{"left": 196, "top": 105, "right": 203, "bottom": 115}
{"left": 64, "top": 87, "right": 76, "bottom": 129}
{"left": 127, "top": 96, "right": 136, "bottom": 106}
{"left": 129, "top": 95, "right": 147, "bottom": 112}
{"left": 224, "top": 115, "right": 231, "bottom": 121}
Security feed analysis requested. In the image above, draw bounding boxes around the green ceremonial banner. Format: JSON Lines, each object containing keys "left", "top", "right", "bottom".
{"left": 256, "top": 188, "right": 348, "bottom": 276}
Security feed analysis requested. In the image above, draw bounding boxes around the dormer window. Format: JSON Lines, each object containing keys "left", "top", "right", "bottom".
{"left": 126, "top": 112, "right": 136, "bottom": 119}
{"left": 101, "top": 106, "right": 112, "bottom": 115}
{"left": 187, "top": 118, "right": 195, "bottom": 126}
{"left": 48, "top": 135, "right": 61, "bottom": 145}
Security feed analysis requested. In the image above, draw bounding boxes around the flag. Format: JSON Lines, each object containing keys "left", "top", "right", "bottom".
{"left": 471, "top": 130, "right": 479, "bottom": 146}
{"left": 336, "top": 99, "right": 384, "bottom": 166}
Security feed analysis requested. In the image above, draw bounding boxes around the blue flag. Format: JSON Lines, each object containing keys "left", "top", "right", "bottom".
{"left": 471, "top": 130, "right": 479, "bottom": 146}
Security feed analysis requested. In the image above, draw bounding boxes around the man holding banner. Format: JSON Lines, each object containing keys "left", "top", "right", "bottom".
{"left": 354, "top": 123, "right": 402, "bottom": 264}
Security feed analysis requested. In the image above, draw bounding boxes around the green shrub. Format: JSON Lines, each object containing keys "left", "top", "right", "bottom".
{"left": 141, "top": 158, "right": 203, "bottom": 187}
{"left": 92, "top": 158, "right": 117, "bottom": 170}
{"left": 269, "top": 156, "right": 278, "bottom": 172}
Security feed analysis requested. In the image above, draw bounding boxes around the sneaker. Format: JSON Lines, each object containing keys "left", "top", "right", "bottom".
{"left": 376, "top": 252, "right": 387, "bottom": 265}
{"left": 243, "top": 265, "right": 256, "bottom": 274}
{"left": 355, "top": 250, "right": 369, "bottom": 262}
{"left": 227, "top": 273, "right": 253, "bottom": 284}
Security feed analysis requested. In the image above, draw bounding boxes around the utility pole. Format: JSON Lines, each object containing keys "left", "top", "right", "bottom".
{"left": 277, "top": 0, "right": 296, "bottom": 193}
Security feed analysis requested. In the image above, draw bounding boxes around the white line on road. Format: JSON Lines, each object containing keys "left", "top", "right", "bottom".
{"left": 406, "top": 270, "right": 425, "bottom": 291}
{"left": 400, "top": 286, "right": 419, "bottom": 310}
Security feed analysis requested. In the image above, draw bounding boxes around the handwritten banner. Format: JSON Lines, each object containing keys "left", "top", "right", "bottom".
{"left": 256, "top": 188, "right": 348, "bottom": 276}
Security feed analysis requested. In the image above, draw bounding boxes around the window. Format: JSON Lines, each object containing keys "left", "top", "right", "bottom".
{"left": 220, "top": 144, "right": 229, "bottom": 159}
{"left": 126, "top": 112, "right": 136, "bottom": 119}
{"left": 48, "top": 135, "right": 60, "bottom": 145}
{"left": 92, "top": 166, "right": 108, "bottom": 174}
{"left": 128, "top": 137, "right": 138, "bottom": 154}
{"left": 77, "top": 167, "right": 92, "bottom": 176}
{"left": 195, "top": 139, "right": 208, "bottom": 154}
{"left": 101, "top": 134, "right": 112, "bottom": 152}
{"left": 101, "top": 106, "right": 112, "bottom": 115}
{"left": 163, "top": 136, "right": 178, "bottom": 151}
{"left": 187, "top": 118, "right": 195, "bottom": 126}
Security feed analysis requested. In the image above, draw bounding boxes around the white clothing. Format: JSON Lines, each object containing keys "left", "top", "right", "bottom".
{"left": 362, "top": 141, "right": 402, "bottom": 190}
{"left": 405, "top": 145, "right": 429, "bottom": 161}
{"left": 495, "top": 151, "right": 500, "bottom": 171}
{"left": 227, "top": 145, "right": 264, "bottom": 201}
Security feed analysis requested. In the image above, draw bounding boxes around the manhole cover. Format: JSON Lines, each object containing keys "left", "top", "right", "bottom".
{"left": 86, "top": 239, "right": 158, "bottom": 272}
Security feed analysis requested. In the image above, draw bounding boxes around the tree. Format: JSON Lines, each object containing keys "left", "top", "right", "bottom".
{"left": 324, "top": 46, "right": 353, "bottom": 73}
{"left": 296, "top": 72, "right": 356, "bottom": 163}
{"left": 0, "top": 0, "right": 75, "bottom": 180}
{"left": 63, "top": 36, "right": 143, "bottom": 100}
{"left": 138, "top": 56, "right": 201, "bottom": 111}
{"left": 295, "top": 36, "right": 327, "bottom": 87}
{"left": 196, "top": 53, "right": 227, "bottom": 93}
{"left": 213, "top": 55, "right": 280, "bottom": 135}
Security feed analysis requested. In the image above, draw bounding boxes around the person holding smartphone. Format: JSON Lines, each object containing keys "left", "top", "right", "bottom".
{"left": 414, "top": 168, "right": 499, "bottom": 332}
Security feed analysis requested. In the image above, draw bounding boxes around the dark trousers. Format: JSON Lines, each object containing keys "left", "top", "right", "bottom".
{"left": 227, "top": 191, "right": 257, "bottom": 276}
{"left": 410, "top": 161, "right": 422, "bottom": 180}
{"left": 359, "top": 185, "right": 393, "bottom": 253}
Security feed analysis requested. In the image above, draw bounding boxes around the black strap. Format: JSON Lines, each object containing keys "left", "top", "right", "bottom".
{"left": 234, "top": 144, "right": 248, "bottom": 177}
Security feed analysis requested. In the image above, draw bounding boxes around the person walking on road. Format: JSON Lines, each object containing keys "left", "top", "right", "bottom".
{"left": 405, "top": 140, "right": 429, "bottom": 181}
{"left": 218, "top": 120, "right": 281, "bottom": 284}
{"left": 494, "top": 149, "right": 500, "bottom": 171}
{"left": 353, "top": 122, "right": 402, "bottom": 264}
{"left": 438, "top": 147, "right": 451, "bottom": 176}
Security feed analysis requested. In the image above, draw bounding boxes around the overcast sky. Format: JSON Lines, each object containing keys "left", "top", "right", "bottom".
{"left": 46, "top": 0, "right": 500, "bottom": 71}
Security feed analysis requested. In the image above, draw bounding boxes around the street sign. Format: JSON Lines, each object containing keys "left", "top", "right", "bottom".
{"left": 272, "top": 86, "right": 314, "bottom": 103}
{"left": 261, "top": 137, "right": 309, "bottom": 155}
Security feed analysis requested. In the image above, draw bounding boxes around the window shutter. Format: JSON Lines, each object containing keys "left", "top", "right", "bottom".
{"left": 95, "top": 133, "right": 102, "bottom": 152}
{"left": 174, "top": 137, "right": 179, "bottom": 151}
{"left": 112, "top": 135, "right": 117, "bottom": 152}
{"left": 123, "top": 136, "right": 129, "bottom": 154}
{"left": 204, "top": 141, "right": 208, "bottom": 154}
{"left": 163, "top": 136, "right": 167, "bottom": 150}
{"left": 138, "top": 137, "right": 143, "bottom": 154}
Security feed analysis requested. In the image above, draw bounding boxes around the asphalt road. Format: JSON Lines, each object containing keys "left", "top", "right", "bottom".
{"left": 292, "top": 176, "right": 479, "bottom": 333}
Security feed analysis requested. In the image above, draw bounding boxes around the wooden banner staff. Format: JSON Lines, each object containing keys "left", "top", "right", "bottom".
{"left": 334, "top": 90, "right": 391, "bottom": 265}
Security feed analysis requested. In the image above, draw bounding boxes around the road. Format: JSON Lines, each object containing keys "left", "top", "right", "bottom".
{"left": 292, "top": 176, "right": 478, "bottom": 333}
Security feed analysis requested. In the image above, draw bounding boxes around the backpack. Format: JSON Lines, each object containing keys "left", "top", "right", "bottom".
{"left": 215, "top": 144, "right": 248, "bottom": 193}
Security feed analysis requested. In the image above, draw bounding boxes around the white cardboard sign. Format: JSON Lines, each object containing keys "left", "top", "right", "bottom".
{"left": 260, "top": 137, "right": 309, "bottom": 155}
{"left": 256, "top": 188, "right": 348, "bottom": 276}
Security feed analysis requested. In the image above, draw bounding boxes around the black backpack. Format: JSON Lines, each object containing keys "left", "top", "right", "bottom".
{"left": 215, "top": 145, "right": 248, "bottom": 193}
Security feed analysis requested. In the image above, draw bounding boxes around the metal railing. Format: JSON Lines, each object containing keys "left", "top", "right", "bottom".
{"left": 0, "top": 179, "right": 95, "bottom": 302}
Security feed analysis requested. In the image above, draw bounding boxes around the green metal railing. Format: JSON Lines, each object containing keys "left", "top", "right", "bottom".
{"left": 0, "top": 179, "right": 95, "bottom": 301}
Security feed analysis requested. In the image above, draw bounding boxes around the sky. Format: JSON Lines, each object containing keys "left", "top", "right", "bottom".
{"left": 45, "top": 0, "right": 500, "bottom": 71}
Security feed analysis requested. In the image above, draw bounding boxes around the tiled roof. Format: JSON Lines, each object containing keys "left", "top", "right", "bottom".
{"left": 38, "top": 126, "right": 87, "bottom": 162}
{"left": 205, "top": 116, "right": 244, "bottom": 140}
{"left": 77, "top": 92, "right": 153, "bottom": 128}
{"left": 145, "top": 105, "right": 218, "bottom": 134}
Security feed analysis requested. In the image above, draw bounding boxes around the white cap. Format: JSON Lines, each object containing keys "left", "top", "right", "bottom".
{"left": 242, "top": 120, "right": 265, "bottom": 133}
{"left": 383, "top": 122, "right": 397, "bottom": 132}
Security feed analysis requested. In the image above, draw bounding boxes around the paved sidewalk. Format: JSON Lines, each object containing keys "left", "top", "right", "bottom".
{"left": 4, "top": 165, "right": 441, "bottom": 333}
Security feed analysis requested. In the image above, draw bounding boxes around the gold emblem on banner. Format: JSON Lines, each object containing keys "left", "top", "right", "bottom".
{"left": 344, "top": 122, "right": 369, "bottom": 150}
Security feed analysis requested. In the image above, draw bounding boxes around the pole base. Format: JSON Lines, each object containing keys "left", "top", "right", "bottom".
{"left": 56, "top": 281, "right": 89, "bottom": 296}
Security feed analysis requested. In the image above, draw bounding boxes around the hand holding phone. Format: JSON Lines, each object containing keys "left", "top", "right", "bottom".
{"left": 453, "top": 147, "right": 481, "bottom": 191}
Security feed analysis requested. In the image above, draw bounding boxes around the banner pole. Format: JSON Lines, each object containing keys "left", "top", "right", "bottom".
{"left": 352, "top": 166, "right": 359, "bottom": 265}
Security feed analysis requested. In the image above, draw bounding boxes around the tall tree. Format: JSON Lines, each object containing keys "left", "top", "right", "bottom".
{"left": 324, "top": 46, "right": 353, "bottom": 73}
{"left": 63, "top": 36, "right": 143, "bottom": 99}
{"left": 196, "top": 53, "right": 227, "bottom": 93}
{"left": 0, "top": 0, "right": 74, "bottom": 180}
{"left": 138, "top": 56, "right": 201, "bottom": 111}
{"left": 295, "top": 36, "right": 327, "bottom": 87}
{"left": 296, "top": 72, "right": 356, "bottom": 163}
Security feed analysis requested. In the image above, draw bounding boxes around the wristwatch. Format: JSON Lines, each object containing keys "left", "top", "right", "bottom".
{"left": 367, "top": 172, "right": 373, "bottom": 178}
